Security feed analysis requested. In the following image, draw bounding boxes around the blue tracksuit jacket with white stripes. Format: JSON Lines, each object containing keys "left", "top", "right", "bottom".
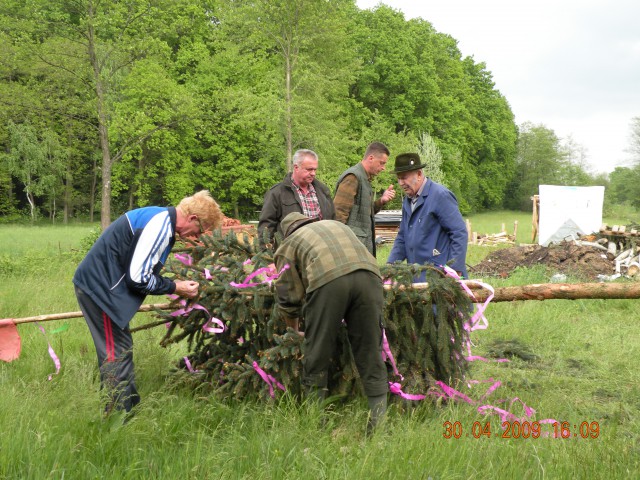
{"left": 73, "top": 207, "right": 178, "bottom": 329}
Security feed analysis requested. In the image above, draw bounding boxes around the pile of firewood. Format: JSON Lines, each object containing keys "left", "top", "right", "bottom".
{"left": 575, "top": 224, "right": 640, "bottom": 277}
{"left": 467, "top": 220, "right": 518, "bottom": 246}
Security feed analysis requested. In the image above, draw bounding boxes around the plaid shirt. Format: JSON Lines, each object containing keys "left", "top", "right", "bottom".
{"left": 292, "top": 182, "right": 323, "bottom": 220}
{"left": 274, "top": 220, "right": 380, "bottom": 320}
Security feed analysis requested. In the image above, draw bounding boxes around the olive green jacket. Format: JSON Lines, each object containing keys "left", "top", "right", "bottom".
{"left": 274, "top": 220, "right": 380, "bottom": 320}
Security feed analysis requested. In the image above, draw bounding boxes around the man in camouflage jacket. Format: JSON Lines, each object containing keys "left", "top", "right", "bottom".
{"left": 274, "top": 212, "right": 388, "bottom": 432}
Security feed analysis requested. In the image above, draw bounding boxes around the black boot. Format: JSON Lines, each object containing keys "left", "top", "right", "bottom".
{"left": 366, "top": 393, "right": 387, "bottom": 435}
{"left": 305, "top": 385, "right": 328, "bottom": 405}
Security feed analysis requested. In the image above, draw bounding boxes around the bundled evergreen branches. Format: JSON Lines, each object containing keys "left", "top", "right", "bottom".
{"left": 158, "top": 231, "right": 472, "bottom": 401}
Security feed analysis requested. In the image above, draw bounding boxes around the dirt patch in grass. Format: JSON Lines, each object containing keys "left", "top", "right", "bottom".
{"left": 469, "top": 243, "right": 615, "bottom": 280}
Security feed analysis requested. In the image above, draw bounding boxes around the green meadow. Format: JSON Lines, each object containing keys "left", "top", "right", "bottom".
{"left": 2, "top": 213, "right": 640, "bottom": 479}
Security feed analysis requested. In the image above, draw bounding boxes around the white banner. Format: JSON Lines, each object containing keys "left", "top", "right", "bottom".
{"left": 538, "top": 185, "right": 605, "bottom": 246}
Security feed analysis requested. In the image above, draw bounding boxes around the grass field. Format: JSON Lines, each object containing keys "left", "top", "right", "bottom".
{"left": 2, "top": 213, "right": 640, "bottom": 479}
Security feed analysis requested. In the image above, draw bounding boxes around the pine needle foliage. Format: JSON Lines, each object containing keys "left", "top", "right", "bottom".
{"left": 157, "top": 231, "right": 473, "bottom": 401}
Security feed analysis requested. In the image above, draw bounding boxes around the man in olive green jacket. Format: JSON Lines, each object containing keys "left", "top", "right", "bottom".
{"left": 334, "top": 142, "right": 395, "bottom": 256}
{"left": 274, "top": 212, "right": 388, "bottom": 432}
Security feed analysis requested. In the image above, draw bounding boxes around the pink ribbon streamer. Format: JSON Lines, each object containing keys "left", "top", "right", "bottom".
{"left": 36, "top": 323, "right": 61, "bottom": 381}
{"left": 435, "top": 379, "right": 558, "bottom": 431}
{"left": 381, "top": 329, "right": 404, "bottom": 381}
{"left": 230, "top": 264, "right": 290, "bottom": 288}
{"left": 435, "top": 380, "right": 475, "bottom": 404}
{"left": 442, "top": 266, "right": 506, "bottom": 363}
{"left": 184, "top": 356, "right": 200, "bottom": 373}
{"left": 202, "top": 316, "right": 226, "bottom": 334}
{"left": 174, "top": 253, "right": 193, "bottom": 266}
{"left": 252, "top": 361, "right": 285, "bottom": 398}
{"left": 466, "top": 355, "right": 510, "bottom": 363}
{"left": 167, "top": 295, "right": 226, "bottom": 334}
{"left": 389, "top": 382, "right": 426, "bottom": 401}
{"left": 442, "top": 265, "right": 494, "bottom": 332}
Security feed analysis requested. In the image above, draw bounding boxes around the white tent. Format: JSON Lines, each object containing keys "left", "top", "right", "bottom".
{"left": 538, "top": 185, "right": 605, "bottom": 246}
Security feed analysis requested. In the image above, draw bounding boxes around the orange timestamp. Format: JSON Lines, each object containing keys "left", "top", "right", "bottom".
{"left": 443, "top": 420, "right": 600, "bottom": 439}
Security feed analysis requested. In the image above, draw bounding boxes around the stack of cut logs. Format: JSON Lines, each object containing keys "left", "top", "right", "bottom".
{"left": 467, "top": 220, "right": 518, "bottom": 246}
{"left": 582, "top": 224, "right": 640, "bottom": 277}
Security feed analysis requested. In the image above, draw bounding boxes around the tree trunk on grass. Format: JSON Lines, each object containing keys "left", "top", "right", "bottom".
{"left": 467, "top": 281, "right": 640, "bottom": 303}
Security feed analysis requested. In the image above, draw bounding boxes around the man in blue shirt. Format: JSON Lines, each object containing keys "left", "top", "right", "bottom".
{"left": 387, "top": 153, "right": 468, "bottom": 280}
{"left": 73, "top": 191, "right": 222, "bottom": 415}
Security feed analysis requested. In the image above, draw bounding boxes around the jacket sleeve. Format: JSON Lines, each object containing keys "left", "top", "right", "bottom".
{"left": 317, "top": 182, "right": 336, "bottom": 220}
{"left": 258, "top": 187, "right": 281, "bottom": 244}
{"left": 274, "top": 253, "right": 305, "bottom": 320}
{"left": 333, "top": 174, "right": 358, "bottom": 223}
{"left": 126, "top": 213, "right": 176, "bottom": 295}
{"left": 435, "top": 190, "right": 468, "bottom": 275}
{"left": 387, "top": 202, "right": 408, "bottom": 263}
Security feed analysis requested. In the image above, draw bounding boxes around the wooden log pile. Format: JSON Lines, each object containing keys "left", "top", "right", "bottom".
{"left": 573, "top": 224, "right": 640, "bottom": 278}
{"left": 467, "top": 220, "right": 518, "bottom": 246}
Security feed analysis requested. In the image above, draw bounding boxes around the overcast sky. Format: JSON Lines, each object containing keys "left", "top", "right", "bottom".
{"left": 356, "top": 0, "right": 640, "bottom": 174}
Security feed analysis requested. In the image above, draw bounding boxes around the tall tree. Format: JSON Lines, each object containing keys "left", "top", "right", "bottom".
{"left": 504, "top": 122, "right": 598, "bottom": 210}
{"left": 2, "top": 122, "right": 66, "bottom": 221}
{"left": 7, "top": 0, "right": 199, "bottom": 227}
{"left": 219, "top": 0, "right": 359, "bottom": 173}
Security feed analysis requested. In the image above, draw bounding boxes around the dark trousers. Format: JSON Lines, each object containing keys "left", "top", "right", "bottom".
{"left": 301, "top": 270, "right": 388, "bottom": 397}
{"left": 75, "top": 286, "right": 140, "bottom": 413}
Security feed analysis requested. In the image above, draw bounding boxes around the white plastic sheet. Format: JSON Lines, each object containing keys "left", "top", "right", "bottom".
{"left": 538, "top": 185, "right": 604, "bottom": 246}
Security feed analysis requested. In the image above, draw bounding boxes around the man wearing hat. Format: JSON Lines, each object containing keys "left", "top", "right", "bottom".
{"left": 274, "top": 212, "right": 388, "bottom": 433}
{"left": 387, "top": 153, "right": 468, "bottom": 280}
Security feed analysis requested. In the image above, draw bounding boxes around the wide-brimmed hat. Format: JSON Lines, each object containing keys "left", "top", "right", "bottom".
{"left": 393, "top": 153, "right": 426, "bottom": 173}
{"left": 280, "top": 212, "right": 319, "bottom": 237}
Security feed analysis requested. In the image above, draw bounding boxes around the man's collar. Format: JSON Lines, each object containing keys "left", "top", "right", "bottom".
{"left": 411, "top": 176, "right": 428, "bottom": 199}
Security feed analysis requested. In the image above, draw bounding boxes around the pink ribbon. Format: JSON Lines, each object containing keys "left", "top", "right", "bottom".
{"left": 442, "top": 266, "right": 506, "bottom": 363}
{"left": 466, "top": 355, "right": 510, "bottom": 363}
{"left": 167, "top": 295, "right": 226, "bottom": 334}
{"left": 389, "top": 382, "right": 426, "bottom": 401}
{"left": 434, "top": 379, "right": 558, "bottom": 431}
{"left": 36, "top": 323, "right": 61, "bottom": 381}
{"left": 202, "top": 316, "right": 226, "bottom": 334}
{"left": 174, "top": 253, "right": 193, "bottom": 266}
{"left": 184, "top": 356, "right": 200, "bottom": 373}
{"left": 230, "top": 264, "right": 290, "bottom": 288}
{"left": 381, "top": 329, "right": 403, "bottom": 380}
{"left": 434, "top": 380, "right": 475, "bottom": 404}
{"left": 252, "top": 361, "right": 285, "bottom": 398}
{"left": 477, "top": 397, "right": 535, "bottom": 423}
{"left": 442, "top": 265, "right": 494, "bottom": 332}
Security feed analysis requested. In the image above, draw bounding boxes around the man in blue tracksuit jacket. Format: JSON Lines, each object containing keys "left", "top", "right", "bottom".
{"left": 387, "top": 153, "right": 468, "bottom": 281}
{"left": 73, "top": 191, "right": 222, "bottom": 415}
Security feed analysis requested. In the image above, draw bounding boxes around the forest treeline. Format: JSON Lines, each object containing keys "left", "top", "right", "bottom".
{"left": 0, "top": 0, "right": 635, "bottom": 225}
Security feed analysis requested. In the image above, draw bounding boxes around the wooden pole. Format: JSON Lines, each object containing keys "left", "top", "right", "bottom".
{"left": 5, "top": 282, "right": 640, "bottom": 327}
{"left": 467, "top": 282, "right": 640, "bottom": 303}
{"left": 4, "top": 303, "right": 173, "bottom": 325}
{"left": 531, "top": 195, "right": 539, "bottom": 243}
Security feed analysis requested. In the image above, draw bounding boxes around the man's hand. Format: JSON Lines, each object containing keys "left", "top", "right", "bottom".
{"left": 380, "top": 184, "right": 396, "bottom": 205}
{"left": 174, "top": 280, "right": 199, "bottom": 299}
